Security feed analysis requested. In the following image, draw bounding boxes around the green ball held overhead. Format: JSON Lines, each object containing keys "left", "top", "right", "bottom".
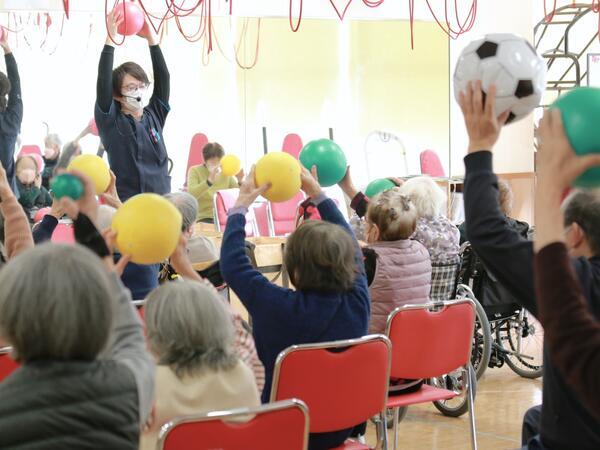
{"left": 551, "top": 87, "right": 600, "bottom": 188}
{"left": 365, "top": 178, "right": 396, "bottom": 199}
{"left": 299, "top": 139, "right": 347, "bottom": 187}
{"left": 51, "top": 174, "right": 84, "bottom": 200}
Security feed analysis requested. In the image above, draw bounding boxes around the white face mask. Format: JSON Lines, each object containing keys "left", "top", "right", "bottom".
{"left": 122, "top": 88, "right": 146, "bottom": 112}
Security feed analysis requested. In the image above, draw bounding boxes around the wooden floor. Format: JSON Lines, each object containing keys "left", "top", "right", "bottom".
{"left": 364, "top": 366, "right": 542, "bottom": 450}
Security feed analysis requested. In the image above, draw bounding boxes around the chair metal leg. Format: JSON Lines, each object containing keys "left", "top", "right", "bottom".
{"left": 392, "top": 407, "right": 399, "bottom": 450}
{"left": 466, "top": 366, "right": 478, "bottom": 450}
{"left": 374, "top": 411, "right": 389, "bottom": 450}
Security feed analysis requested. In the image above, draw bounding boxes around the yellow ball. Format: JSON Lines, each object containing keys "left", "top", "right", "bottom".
{"left": 111, "top": 194, "right": 182, "bottom": 265}
{"left": 67, "top": 154, "right": 111, "bottom": 195}
{"left": 220, "top": 154, "right": 242, "bottom": 177}
{"left": 255, "top": 152, "right": 301, "bottom": 202}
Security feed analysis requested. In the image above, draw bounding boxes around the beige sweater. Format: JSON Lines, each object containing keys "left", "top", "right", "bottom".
{"left": 1, "top": 194, "right": 33, "bottom": 259}
{"left": 139, "top": 361, "right": 260, "bottom": 450}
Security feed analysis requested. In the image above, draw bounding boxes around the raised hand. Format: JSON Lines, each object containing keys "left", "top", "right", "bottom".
{"left": 458, "top": 81, "right": 510, "bottom": 153}
{"left": 234, "top": 166, "right": 270, "bottom": 209}
{"left": 301, "top": 166, "right": 323, "bottom": 199}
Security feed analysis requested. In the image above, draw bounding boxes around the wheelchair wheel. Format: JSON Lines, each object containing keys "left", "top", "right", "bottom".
{"left": 430, "top": 364, "right": 477, "bottom": 418}
{"left": 456, "top": 285, "right": 492, "bottom": 380}
{"left": 496, "top": 309, "right": 543, "bottom": 379}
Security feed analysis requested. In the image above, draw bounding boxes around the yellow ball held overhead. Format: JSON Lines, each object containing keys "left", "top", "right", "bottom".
{"left": 220, "top": 154, "right": 242, "bottom": 177}
{"left": 111, "top": 194, "right": 183, "bottom": 265}
{"left": 255, "top": 152, "right": 301, "bottom": 202}
{"left": 67, "top": 154, "right": 111, "bottom": 195}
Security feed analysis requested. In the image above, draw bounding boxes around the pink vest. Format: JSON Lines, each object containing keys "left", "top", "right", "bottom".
{"left": 367, "top": 239, "right": 432, "bottom": 334}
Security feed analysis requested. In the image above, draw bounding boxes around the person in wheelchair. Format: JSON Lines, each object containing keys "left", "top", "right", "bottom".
{"left": 458, "top": 179, "right": 531, "bottom": 320}
{"left": 459, "top": 82, "right": 600, "bottom": 450}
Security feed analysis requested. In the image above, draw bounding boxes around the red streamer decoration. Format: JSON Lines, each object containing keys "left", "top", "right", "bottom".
{"left": 63, "top": 0, "right": 70, "bottom": 19}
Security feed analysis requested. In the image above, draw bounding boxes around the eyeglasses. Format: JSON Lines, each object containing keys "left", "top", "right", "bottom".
{"left": 122, "top": 83, "right": 149, "bottom": 92}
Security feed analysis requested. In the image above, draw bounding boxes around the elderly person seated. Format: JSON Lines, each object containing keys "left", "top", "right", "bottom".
{"left": 139, "top": 280, "right": 260, "bottom": 450}
{"left": 0, "top": 205, "right": 154, "bottom": 449}
{"left": 339, "top": 169, "right": 460, "bottom": 300}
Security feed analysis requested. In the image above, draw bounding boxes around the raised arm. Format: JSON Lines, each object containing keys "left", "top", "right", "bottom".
{"left": 97, "top": 11, "right": 121, "bottom": 113}
{"left": 459, "top": 81, "right": 537, "bottom": 315}
{"left": 0, "top": 165, "right": 32, "bottom": 258}
{"left": 220, "top": 168, "right": 292, "bottom": 313}
{"left": 149, "top": 45, "right": 169, "bottom": 104}
{"left": 533, "top": 109, "right": 600, "bottom": 418}
{"left": 2, "top": 38, "right": 22, "bottom": 125}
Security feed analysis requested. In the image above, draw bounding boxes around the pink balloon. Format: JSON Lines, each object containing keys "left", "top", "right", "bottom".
{"left": 113, "top": 2, "right": 145, "bottom": 36}
{"left": 34, "top": 207, "right": 51, "bottom": 224}
{"left": 89, "top": 118, "right": 99, "bottom": 136}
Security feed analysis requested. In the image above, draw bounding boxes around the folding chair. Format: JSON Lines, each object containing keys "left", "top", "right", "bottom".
{"left": 270, "top": 335, "right": 391, "bottom": 450}
{"left": 385, "top": 299, "right": 477, "bottom": 450}
{"left": 156, "top": 399, "right": 309, "bottom": 450}
{"left": 213, "top": 189, "right": 259, "bottom": 237}
{"left": 267, "top": 191, "right": 306, "bottom": 236}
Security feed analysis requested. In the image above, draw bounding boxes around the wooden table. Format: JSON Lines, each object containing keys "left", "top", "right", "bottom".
{"left": 193, "top": 223, "right": 289, "bottom": 286}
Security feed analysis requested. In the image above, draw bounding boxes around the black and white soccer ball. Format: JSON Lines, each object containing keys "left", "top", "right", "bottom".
{"left": 453, "top": 33, "right": 547, "bottom": 124}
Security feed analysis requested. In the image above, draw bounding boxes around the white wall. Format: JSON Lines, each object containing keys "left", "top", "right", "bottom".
{"left": 449, "top": 0, "right": 535, "bottom": 177}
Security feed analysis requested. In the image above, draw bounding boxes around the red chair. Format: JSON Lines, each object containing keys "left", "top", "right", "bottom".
{"left": 18, "top": 144, "right": 42, "bottom": 157}
{"left": 270, "top": 335, "right": 391, "bottom": 450}
{"left": 157, "top": 399, "right": 309, "bottom": 450}
{"left": 420, "top": 149, "right": 446, "bottom": 178}
{"left": 184, "top": 133, "right": 209, "bottom": 188}
{"left": 268, "top": 191, "right": 306, "bottom": 236}
{"left": 0, "top": 346, "right": 19, "bottom": 382}
{"left": 385, "top": 299, "right": 477, "bottom": 450}
{"left": 213, "top": 189, "right": 258, "bottom": 237}
{"left": 253, "top": 202, "right": 270, "bottom": 237}
{"left": 282, "top": 133, "right": 303, "bottom": 160}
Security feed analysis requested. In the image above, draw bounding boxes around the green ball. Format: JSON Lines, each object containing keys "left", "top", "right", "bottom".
{"left": 365, "top": 178, "right": 396, "bottom": 198}
{"left": 299, "top": 139, "right": 347, "bottom": 187}
{"left": 552, "top": 87, "right": 600, "bottom": 188}
{"left": 51, "top": 174, "right": 84, "bottom": 200}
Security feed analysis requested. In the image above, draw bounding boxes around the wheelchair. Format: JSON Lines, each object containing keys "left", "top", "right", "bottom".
{"left": 430, "top": 242, "right": 543, "bottom": 418}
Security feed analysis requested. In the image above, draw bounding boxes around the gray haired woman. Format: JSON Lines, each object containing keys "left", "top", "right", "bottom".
{"left": 139, "top": 280, "right": 260, "bottom": 450}
{"left": 0, "top": 243, "right": 154, "bottom": 449}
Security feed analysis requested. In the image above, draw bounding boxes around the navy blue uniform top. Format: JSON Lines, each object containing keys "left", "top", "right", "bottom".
{"left": 0, "top": 52, "right": 23, "bottom": 196}
{"left": 95, "top": 45, "right": 171, "bottom": 201}
{"left": 463, "top": 151, "right": 600, "bottom": 450}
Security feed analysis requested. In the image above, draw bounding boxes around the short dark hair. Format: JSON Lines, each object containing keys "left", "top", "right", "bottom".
{"left": 284, "top": 221, "right": 356, "bottom": 293}
{"left": 563, "top": 190, "right": 600, "bottom": 255}
{"left": 0, "top": 72, "right": 10, "bottom": 112}
{"left": 112, "top": 62, "right": 150, "bottom": 98}
{"left": 202, "top": 143, "right": 225, "bottom": 162}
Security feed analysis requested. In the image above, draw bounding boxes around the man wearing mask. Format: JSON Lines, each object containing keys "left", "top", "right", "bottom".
{"left": 95, "top": 9, "right": 171, "bottom": 201}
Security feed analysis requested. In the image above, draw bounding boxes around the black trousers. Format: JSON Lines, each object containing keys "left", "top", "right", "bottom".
{"left": 522, "top": 405, "right": 543, "bottom": 448}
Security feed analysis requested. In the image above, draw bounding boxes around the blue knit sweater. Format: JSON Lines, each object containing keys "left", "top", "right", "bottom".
{"left": 220, "top": 195, "right": 370, "bottom": 403}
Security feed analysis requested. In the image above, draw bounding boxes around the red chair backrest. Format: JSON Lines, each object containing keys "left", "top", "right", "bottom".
{"left": 158, "top": 399, "right": 309, "bottom": 450}
{"left": 420, "top": 149, "right": 446, "bottom": 178}
{"left": 253, "top": 202, "right": 270, "bottom": 237}
{"left": 0, "top": 348, "right": 19, "bottom": 382}
{"left": 386, "top": 300, "right": 475, "bottom": 380}
{"left": 214, "top": 189, "right": 257, "bottom": 237}
{"left": 185, "top": 134, "right": 209, "bottom": 186}
{"left": 51, "top": 222, "right": 75, "bottom": 244}
{"left": 282, "top": 133, "right": 303, "bottom": 160}
{"left": 271, "top": 335, "right": 391, "bottom": 433}
{"left": 19, "top": 145, "right": 42, "bottom": 157}
{"left": 269, "top": 192, "right": 305, "bottom": 236}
